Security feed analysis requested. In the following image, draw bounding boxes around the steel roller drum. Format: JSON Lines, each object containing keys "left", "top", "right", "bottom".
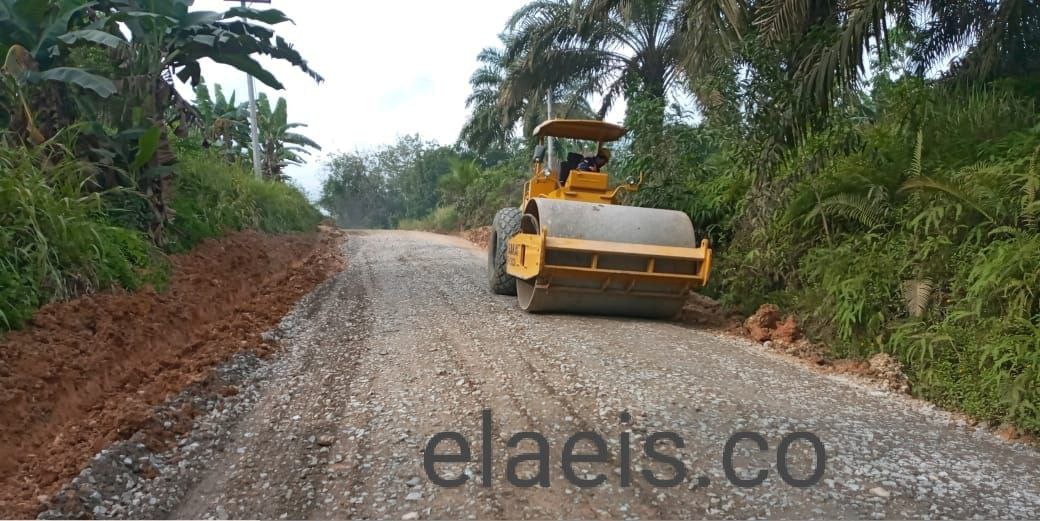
{"left": 515, "top": 198, "right": 697, "bottom": 319}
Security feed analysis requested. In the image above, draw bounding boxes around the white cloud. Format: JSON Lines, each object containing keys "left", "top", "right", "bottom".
{"left": 182, "top": 0, "right": 528, "bottom": 198}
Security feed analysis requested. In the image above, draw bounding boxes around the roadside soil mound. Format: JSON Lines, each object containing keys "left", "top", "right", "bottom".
{"left": 740, "top": 304, "right": 911, "bottom": 393}
{"left": 742, "top": 303, "right": 804, "bottom": 343}
{"left": 0, "top": 227, "right": 344, "bottom": 518}
{"left": 680, "top": 292, "right": 743, "bottom": 332}
{"left": 462, "top": 225, "right": 491, "bottom": 250}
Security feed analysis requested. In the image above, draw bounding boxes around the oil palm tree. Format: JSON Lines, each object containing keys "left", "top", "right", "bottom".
{"left": 913, "top": 0, "right": 1040, "bottom": 81}
{"left": 460, "top": 40, "right": 596, "bottom": 152}
{"left": 589, "top": 0, "right": 1040, "bottom": 117}
{"left": 460, "top": 46, "right": 513, "bottom": 152}
{"left": 462, "top": 0, "right": 685, "bottom": 152}
{"left": 500, "top": 0, "right": 686, "bottom": 119}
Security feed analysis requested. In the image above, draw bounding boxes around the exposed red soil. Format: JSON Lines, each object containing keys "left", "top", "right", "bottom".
{"left": 743, "top": 303, "right": 781, "bottom": 341}
{"left": 739, "top": 304, "right": 910, "bottom": 392}
{"left": 679, "top": 292, "right": 744, "bottom": 333}
{"left": 462, "top": 225, "right": 492, "bottom": 250}
{"left": 742, "top": 303, "right": 802, "bottom": 343}
{"left": 0, "top": 227, "right": 344, "bottom": 518}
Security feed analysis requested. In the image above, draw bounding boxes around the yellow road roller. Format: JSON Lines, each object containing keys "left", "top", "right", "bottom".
{"left": 487, "top": 119, "right": 712, "bottom": 319}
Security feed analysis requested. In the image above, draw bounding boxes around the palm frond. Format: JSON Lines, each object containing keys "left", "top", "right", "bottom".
{"left": 901, "top": 175, "right": 998, "bottom": 224}
{"left": 901, "top": 279, "right": 934, "bottom": 317}
{"left": 806, "top": 192, "right": 889, "bottom": 229}
{"left": 753, "top": 0, "right": 810, "bottom": 43}
{"left": 908, "top": 128, "right": 923, "bottom": 178}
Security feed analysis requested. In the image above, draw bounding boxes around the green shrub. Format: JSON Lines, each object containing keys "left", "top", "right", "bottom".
{"left": 398, "top": 205, "right": 460, "bottom": 232}
{"left": 0, "top": 143, "right": 160, "bottom": 330}
{"left": 167, "top": 144, "right": 257, "bottom": 251}
{"left": 428, "top": 205, "right": 460, "bottom": 231}
{"left": 167, "top": 140, "right": 320, "bottom": 251}
{"left": 444, "top": 161, "right": 526, "bottom": 228}
{"left": 795, "top": 234, "right": 907, "bottom": 355}
{"left": 396, "top": 218, "right": 425, "bottom": 231}
{"left": 889, "top": 316, "right": 1039, "bottom": 431}
{"left": 245, "top": 177, "right": 322, "bottom": 233}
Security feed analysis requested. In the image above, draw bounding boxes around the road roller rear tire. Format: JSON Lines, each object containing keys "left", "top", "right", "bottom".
{"left": 488, "top": 207, "right": 521, "bottom": 295}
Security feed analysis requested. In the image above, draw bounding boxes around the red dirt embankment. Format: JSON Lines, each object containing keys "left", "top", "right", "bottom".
{"left": 0, "top": 228, "right": 344, "bottom": 518}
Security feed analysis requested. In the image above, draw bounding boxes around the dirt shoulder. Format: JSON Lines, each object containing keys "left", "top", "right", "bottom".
{"left": 0, "top": 227, "right": 344, "bottom": 518}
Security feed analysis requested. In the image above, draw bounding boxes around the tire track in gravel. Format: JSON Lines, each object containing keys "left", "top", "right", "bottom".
{"left": 427, "top": 280, "right": 672, "bottom": 519}
{"left": 426, "top": 278, "right": 634, "bottom": 519}
{"left": 313, "top": 234, "right": 505, "bottom": 520}
{"left": 469, "top": 313, "right": 715, "bottom": 519}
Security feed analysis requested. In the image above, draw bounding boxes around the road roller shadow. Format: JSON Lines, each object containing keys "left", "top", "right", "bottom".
{"left": 507, "top": 289, "right": 742, "bottom": 333}
{"left": 509, "top": 302, "right": 688, "bottom": 327}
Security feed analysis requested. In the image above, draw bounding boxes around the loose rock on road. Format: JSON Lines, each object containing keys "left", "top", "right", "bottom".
{"left": 170, "top": 230, "right": 1039, "bottom": 519}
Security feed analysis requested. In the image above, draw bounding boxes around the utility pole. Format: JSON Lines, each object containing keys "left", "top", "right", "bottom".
{"left": 228, "top": 0, "right": 268, "bottom": 178}
{"left": 246, "top": 66, "right": 261, "bottom": 178}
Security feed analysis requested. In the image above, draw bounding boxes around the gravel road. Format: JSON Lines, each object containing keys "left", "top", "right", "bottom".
{"left": 168, "top": 230, "right": 1040, "bottom": 519}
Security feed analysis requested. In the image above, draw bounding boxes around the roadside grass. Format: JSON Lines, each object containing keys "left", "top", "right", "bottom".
{"left": 398, "top": 205, "right": 461, "bottom": 233}
{"left": 245, "top": 176, "right": 323, "bottom": 234}
{"left": 0, "top": 139, "right": 321, "bottom": 333}
{"left": 0, "top": 143, "right": 160, "bottom": 330}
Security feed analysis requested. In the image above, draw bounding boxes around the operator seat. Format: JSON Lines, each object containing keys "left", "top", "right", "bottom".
{"left": 559, "top": 152, "right": 584, "bottom": 185}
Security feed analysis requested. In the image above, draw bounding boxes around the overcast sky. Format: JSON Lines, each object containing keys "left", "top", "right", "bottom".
{"left": 185, "top": 0, "right": 530, "bottom": 198}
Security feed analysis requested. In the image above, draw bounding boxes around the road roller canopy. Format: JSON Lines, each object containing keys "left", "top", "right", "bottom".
{"left": 533, "top": 119, "right": 628, "bottom": 142}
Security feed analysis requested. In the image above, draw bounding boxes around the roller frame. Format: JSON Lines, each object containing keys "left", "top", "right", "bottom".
{"left": 505, "top": 199, "right": 712, "bottom": 318}
{"left": 508, "top": 228, "right": 712, "bottom": 287}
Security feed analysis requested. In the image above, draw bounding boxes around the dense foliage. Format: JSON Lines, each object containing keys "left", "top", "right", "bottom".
{"left": 0, "top": 139, "right": 161, "bottom": 330}
{"left": 1, "top": 136, "right": 320, "bottom": 330}
{"left": 0, "top": 0, "right": 322, "bottom": 331}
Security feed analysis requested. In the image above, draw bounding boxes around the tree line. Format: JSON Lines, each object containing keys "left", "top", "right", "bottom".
{"left": 319, "top": 136, "right": 530, "bottom": 231}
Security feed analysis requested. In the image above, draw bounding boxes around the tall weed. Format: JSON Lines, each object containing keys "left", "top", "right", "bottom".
{"left": 0, "top": 142, "right": 160, "bottom": 330}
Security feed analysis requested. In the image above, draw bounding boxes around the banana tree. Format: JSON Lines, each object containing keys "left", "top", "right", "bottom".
{"left": 2, "top": 0, "right": 322, "bottom": 242}
{"left": 255, "top": 94, "right": 320, "bottom": 181}
{"left": 76, "top": 0, "right": 322, "bottom": 241}
{"left": 83, "top": 0, "right": 322, "bottom": 89}
{"left": 0, "top": 0, "right": 117, "bottom": 94}
{"left": 195, "top": 81, "right": 249, "bottom": 159}
{"left": 0, "top": 0, "right": 118, "bottom": 141}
